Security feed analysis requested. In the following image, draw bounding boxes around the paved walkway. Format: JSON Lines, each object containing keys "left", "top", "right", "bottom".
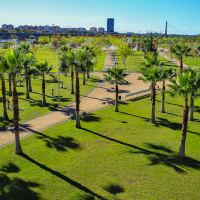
{"left": 103, "top": 50, "right": 116, "bottom": 71}
{"left": 0, "top": 51, "right": 162, "bottom": 148}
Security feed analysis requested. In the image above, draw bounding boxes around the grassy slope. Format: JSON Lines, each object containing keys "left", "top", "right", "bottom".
{"left": 1, "top": 92, "right": 200, "bottom": 199}
{"left": 0, "top": 74, "right": 100, "bottom": 129}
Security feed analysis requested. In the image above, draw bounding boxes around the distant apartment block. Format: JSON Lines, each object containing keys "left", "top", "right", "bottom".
{"left": 98, "top": 27, "right": 105, "bottom": 33}
{"left": 107, "top": 18, "right": 114, "bottom": 33}
{"left": 90, "top": 27, "right": 97, "bottom": 33}
{"left": 2, "top": 24, "right": 14, "bottom": 31}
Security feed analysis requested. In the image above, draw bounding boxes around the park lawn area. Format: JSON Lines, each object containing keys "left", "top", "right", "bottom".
{"left": 93, "top": 51, "right": 106, "bottom": 71}
{"left": 1, "top": 92, "right": 200, "bottom": 199}
{"left": 0, "top": 74, "right": 100, "bottom": 129}
{"left": 115, "top": 51, "right": 146, "bottom": 72}
{"left": 116, "top": 50, "right": 180, "bottom": 73}
{"left": 181, "top": 55, "right": 200, "bottom": 68}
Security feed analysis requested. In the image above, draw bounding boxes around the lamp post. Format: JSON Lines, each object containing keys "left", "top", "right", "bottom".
{"left": 57, "top": 52, "right": 61, "bottom": 105}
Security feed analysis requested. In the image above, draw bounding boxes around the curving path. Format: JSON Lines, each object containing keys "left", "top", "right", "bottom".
{"left": 0, "top": 51, "right": 162, "bottom": 148}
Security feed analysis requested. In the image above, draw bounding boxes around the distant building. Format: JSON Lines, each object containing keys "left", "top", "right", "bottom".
{"left": 107, "top": 18, "right": 114, "bottom": 33}
{"left": 90, "top": 27, "right": 97, "bottom": 33}
{"left": 98, "top": 27, "right": 105, "bottom": 33}
{"left": 2, "top": 24, "right": 14, "bottom": 31}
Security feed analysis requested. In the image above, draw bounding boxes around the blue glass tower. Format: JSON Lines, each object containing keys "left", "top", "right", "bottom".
{"left": 107, "top": 18, "right": 114, "bottom": 33}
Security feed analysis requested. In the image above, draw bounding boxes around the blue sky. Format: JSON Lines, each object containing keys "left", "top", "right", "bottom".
{"left": 1, "top": 0, "right": 200, "bottom": 35}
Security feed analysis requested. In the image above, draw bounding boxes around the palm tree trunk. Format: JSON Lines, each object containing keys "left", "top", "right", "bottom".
{"left": 161, "top": 80, "right": 165, "bottom": 113}
{"left": 71, "top": 67, "right": 74, "bottom": 94}
{"left": 9, "top": 77, "right": 12, "bottom": 96}
{"left": 26, "top": 77, "right": 30, "bottom": 99}
{"left": 151, "top": 84, "right": 156, "bottom": 123}
{"left": 189, "top": 93, "right": 194, "bottom": 121}
{"left": 13, "top": 82, "right": 22, "bottom": 154}
{"left": 178, "top": 99, "right": 188, "bottom": 158}
{"left": 83, "top": 72, "right": 85, "bottom": 85}
{"left": 2, "top": 79, "right": 8, "bottom": 120}
{"left": 87, "top": 71, "right": 90, "bottom": 78}
{"left": 75, "top": 72, "right": 81, "bottom": 128}
{"left": 29, "top": 76, "right": 32, "bottom": 92}
{"left": 42, "top": 75, "right": 46, "bottom": 106}
{"left": 115, "top": 82, "right": 119, "bottom": 112}
{"left": 180, "top": 56, "right": 183, "bottom": 73}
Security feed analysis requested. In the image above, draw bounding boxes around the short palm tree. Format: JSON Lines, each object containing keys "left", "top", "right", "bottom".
{"left": 167, "top": 71, "right": 200, "bottom": 158}
{"left": 170, "top": 44, "right": 191, "bottom": 73}
{"left": 0, "top": 55, "right": 9, "bottom": 120}
{"left": 138, "top": 67, "right": 162, "bottom": 123}
{"left": 104, "top": 67, "right": 129, "bottom": 112}
{"left": 60, "top": 45, "right": 71, "bottom": 53}
{"left": 35, "top": 61, "right": 53, "bottom": 107}
{"left": 6, "top": 50, "right": 23, "bottom": 154}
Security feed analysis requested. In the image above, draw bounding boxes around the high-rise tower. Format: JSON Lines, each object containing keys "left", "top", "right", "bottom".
{"left": 107, "top": 18, "right": 114, "bottom": 33}
{"left": 165, "top": 21, "right": 167, "bottom": 36}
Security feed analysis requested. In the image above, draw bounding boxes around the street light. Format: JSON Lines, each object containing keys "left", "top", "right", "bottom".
{"left": 57, "top": 52, "right": 61, "bottom": 105}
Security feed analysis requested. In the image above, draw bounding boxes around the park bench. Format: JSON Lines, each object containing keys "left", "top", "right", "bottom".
{"left": 123, "top": 89, "right": 152, "bottom": 99}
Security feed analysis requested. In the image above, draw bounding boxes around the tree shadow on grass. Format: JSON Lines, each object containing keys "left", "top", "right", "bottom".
{"left": 0, "top": 162, "right": 41, "bottom": 200}
{"left": 129, "top": 142, "right": 200, "bottom": 174}
{"left": 0, "top": 162, "right": 20, "bottom": 173}
{"left": 0, "top": 118, "right": 13, "bottom": 130}
{"left": 154, "top": 117, "right": 182, "bottom": 130}
{"left": 36, "top": 132, "right": 82, "bottom": 152}
{"left": 81, "top": 113, "right": 101, "bottom": 122}
{"left": 20, "top": 153, "right": 106, "bottom": 200}
{"left": 103, "top": 183, "right": 125, "bottom": 195}
{"left": 81, "top": 127, "right": 200, "bottom": 173}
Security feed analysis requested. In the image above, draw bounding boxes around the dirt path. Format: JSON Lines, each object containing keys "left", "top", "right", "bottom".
{"left": 0, "top": 51, "right": 161, "bottom": 148}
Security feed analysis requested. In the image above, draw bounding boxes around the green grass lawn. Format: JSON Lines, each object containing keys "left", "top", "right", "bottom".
{"left": 93, "top": 51, "right": 106, "bottom": 71}
{"left": 0, "top": 74, "right": 100, "bottom": 129}
{"left": 1, "top": 92, "right": 200, "bottom": 199}
{"left": 181, "top": 56, "right": 200, "bottom": 68}
{"left": 116, "top": 51, "right": 179, "bottom": 73}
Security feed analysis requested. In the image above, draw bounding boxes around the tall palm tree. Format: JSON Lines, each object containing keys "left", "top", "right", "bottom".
{"left": 6, "top": 50, "right": 23, "bottom": 154}
{"left": 159, "top": 67, "right": 174, "bottom": 113}
{"left": 170, "top": 44, "right": 191, "bottom": 73}
{"left": 104, "top": 67, "right": 129, "bottom": 112}
{"left": 66, "top": 50, "right": 76, "bottom": 94}
{"left": 74, "top": 50, "right": 87, "bottom": 128}
{"left": 167, "top": 71, "right": 200, "bottom": 158}
{"left": 138, "top": 67, "right": 162, "bottom": 123}
{"left": 35, "top": 61, "right": 53, "bottom": 107}
{"left": 22, "top": 54, "right": 36, "bottom": 99}
{"left": 0, "top": 55, "right": 9, "bottom": 120}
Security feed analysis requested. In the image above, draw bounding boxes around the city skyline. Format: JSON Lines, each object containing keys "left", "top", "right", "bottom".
{"left": 1, "top": 0, "right": 200, "bottom": 35}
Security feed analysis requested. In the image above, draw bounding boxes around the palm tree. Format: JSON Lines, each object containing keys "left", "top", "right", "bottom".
{"left": 159, "top": 67, "right": 174, "bottom": 113}
{"left": 138, "top": 67, "right": 162, "bottom": 123}
{"left": 0, "top": 55, "right": 9, "bottom": 120}
{"left": 167, "top": 71, "right": 200, "bottom": 158}
{"left": 22, "top": 54, "right": 36, "bottom": 99}
{"left": 6, "top": 50, "right": 23, "bottom": 154}
{"left": 60, "top": 45, "right": 71, "bottom": 53}
{"left": 17, "top": 43, "right": 33, "bottom": 55}
{"left": 35, "top": 61, "right": 53, "bottom": 107}
{"left": 104, "top": 67, "right": 129, "bottom": 112}
{"left": 183, "top": 67, "right": 200, "bottom": 121}
{"left": 66, "top": 50, "right": 76, "bottom": 94}
{"left": 170, "top": 44, "right": 191, "bottom": 73}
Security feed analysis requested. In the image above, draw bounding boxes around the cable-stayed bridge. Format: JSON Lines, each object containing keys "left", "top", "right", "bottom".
{"left": 152, "top": 21, "right": 185, "bottom": 35}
